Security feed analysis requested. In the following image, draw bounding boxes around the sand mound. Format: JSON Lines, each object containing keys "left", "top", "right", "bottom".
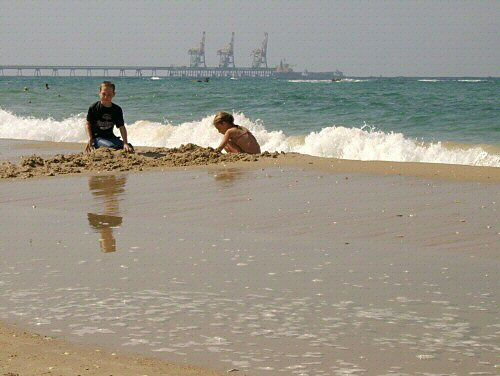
{"left": 0, "top": 144, "right": 280, "bottom": 179}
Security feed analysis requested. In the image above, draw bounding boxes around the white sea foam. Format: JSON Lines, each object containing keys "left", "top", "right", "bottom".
{"left": 287, "top": 80, "right": 332, "bottom": 83}
{"left": 340, "top": 78, "right": 368, "bottom": 82}
{"left": 0, "top": 109, "right": 87, "bottom": 142}
{"left": 0, "top": 108, "right": 499, "bottom": 167}
{"left": 287, "top": 79, "right": 367, "bottom": 83}
{"left": 419, "top": 79, "right": 486, "bottom": 83}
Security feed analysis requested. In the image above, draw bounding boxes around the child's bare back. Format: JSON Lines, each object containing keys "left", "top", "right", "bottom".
{"left": 226, "top": 125, "right": 260, "bottom": 154}
{"left": 213, "top": 112, "right": 261, "bottom": 154}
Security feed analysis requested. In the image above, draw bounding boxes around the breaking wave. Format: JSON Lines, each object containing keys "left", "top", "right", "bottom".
{"left": 0, "top": 108, "right": 498, "bottom": 167}
{"left": 418, "top": 79, "right": 488, "bottom": 83}
{"left": 287, "top": 80, "right": 332, "bottom": 83}
{"left": 287, "top": 78, "right": 368, "bottom": 83}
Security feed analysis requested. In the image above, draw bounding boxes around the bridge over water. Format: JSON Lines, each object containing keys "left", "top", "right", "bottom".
{"left": 0, "top": 65, "right": 275, "bottom": 78}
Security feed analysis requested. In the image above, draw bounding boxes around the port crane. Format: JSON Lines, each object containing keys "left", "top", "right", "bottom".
{"left": 217, "top": 32, "right": 235, "bottom": 68}
{"left": 251, "top": 32, "right": 268, "bottom": 68}
{"left": 188, "top": 31, "right": 206, "bottom": 68}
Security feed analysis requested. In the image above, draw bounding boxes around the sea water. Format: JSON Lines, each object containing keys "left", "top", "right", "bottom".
{"left": 0, "top": 169, "right": 498, "bottom": 375}
{"left": 0, "top": 76, "right": 499, "bottom": 166}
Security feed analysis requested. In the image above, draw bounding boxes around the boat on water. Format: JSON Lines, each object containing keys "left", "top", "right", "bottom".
{"left": 331, "top": 71, "right": 345, "bottom": 81}
{"left": 274, "top": 60, "right": 344, "bottom": 80}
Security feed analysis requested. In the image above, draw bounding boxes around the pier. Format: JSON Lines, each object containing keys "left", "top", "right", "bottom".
{"left": 0, "top": 65, "right": 275, "bottom": 78}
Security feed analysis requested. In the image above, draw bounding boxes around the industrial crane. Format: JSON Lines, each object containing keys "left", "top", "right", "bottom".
{"left": 188, "top": 32, "right": 206, "bottom": 67}
{"left": 251, "top": 32, "right": 268, "bottom": 68}
{"left": 217, "top": 32, "right": 235, "bottom": 68}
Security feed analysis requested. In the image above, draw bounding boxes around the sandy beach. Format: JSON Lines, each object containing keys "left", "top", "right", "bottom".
{"left": 1, "top": 139, "right": 499, "bottom": 182}
{"left": 0, "top": 140, "right": 499, "bottom": 375}
{"left": 0, "top": 322, "right": 224, "bottom": 376}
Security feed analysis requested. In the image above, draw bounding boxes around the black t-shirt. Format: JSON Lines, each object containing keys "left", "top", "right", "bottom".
{"left": 86, "top": 101, "right": 124, "bottom": 138}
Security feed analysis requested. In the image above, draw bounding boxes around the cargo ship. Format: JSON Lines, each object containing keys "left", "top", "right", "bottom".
{"left": 274, "top": 60, "right": 344, "bottom": 80}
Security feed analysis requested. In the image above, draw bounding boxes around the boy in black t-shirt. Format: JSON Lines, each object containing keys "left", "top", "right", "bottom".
{"left": 85, "top": 81, "right": 134, "bottom": 153}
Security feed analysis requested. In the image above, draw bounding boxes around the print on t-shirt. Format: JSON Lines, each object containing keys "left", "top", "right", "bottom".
{"left": 98, "top": 113, "right": 115, "bottom": 131}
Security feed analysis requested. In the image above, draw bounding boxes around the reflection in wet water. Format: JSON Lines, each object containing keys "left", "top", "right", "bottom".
{"left": 212, "top": 168, "right": 246, "bottom": 187}
{"left": 87, "top": 175, "right": 126, "bottom": 252}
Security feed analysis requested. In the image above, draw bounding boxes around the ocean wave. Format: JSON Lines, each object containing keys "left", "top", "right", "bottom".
{"left": 340, "top": 78, "right": 368, "bottom": 82}
{"left": 287, "top": 79, "right": 368, "bottom": 83}
{"left": 419, "top": 79, "right": 487, "bottom": 83}
{"left": 0, "top": 108, "right": 498, "bottom": 167}
{"left": 287, "top": 80, "right": 332, "bottom": 83}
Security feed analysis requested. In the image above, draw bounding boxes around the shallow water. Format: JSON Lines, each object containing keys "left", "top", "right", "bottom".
{"left": 0, "top": 168, "right": 498, "bottom": 375}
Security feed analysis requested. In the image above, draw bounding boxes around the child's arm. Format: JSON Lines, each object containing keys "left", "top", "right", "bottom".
{"left": 118, "top": 126, "right": 134, "bottom": 153}
{"left": 215, "top": 129, "right": 233, "bottom": 153}
{"left": 85, "top": 106, "right": 95, "bottom": 153}
{"left": 85, "top": 121, "right": 94, "bottom": 153}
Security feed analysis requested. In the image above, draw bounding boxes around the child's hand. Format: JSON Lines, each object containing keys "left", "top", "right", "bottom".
{"left": 85, "top": 140, "right": 94, "bottom": 153}
{"left": 124, "top": 143, "right": 135, "bottom": 153}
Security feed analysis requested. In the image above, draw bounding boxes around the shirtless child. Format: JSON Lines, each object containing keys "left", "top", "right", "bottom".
{"left": 213, "top": 112, "right": 261, "bottom": 154}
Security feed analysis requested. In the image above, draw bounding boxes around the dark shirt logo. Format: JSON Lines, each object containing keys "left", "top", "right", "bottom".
{"left": 97, "top": 113, "right": 114, "bottom": 130}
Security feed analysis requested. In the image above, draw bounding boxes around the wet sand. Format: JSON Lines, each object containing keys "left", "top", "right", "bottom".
{"left": 0, "top": 139, "right": 83, "bottom": 162}
{"left": 0, "top": 161, "right": 498, "bottom": 375}
{"left": 0, "top": 322, "right": 224, "bottom": 376}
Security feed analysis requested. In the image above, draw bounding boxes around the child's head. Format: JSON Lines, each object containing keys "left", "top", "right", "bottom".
{"left": 99, "top": 81, "right": 116, "bottom": 105}
{"left": 213, "top": 111, "right": 234, "bottom": 134}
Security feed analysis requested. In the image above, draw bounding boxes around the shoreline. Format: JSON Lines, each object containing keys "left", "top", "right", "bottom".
{"left": 0, "top": 139, "right": 499, "bottom": 183}
{"left": 0, "top": 321, "right": 225, "bottom": 376}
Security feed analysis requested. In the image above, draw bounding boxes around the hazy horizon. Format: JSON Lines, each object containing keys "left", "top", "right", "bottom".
{"left": 1, "top": 0, "right": 499, "bottom": 76}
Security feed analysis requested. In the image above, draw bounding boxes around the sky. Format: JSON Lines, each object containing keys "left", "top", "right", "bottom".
{"left": 0, "top": 0, "right": 499, "bottom": 76}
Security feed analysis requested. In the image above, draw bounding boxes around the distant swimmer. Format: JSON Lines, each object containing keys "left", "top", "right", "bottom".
{"left": 23, "top": 86, "right": 29, "bottom": 92}
{"left": 204, "top": 77, "right": 209, "bottom": 82}
{"left": 213, "top": 112, "right": 261, "bottom": 154}
{"left": 45, "top": 83, "right": 50, "bottom": 90}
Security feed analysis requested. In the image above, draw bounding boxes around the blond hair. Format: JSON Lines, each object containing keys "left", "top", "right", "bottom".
{"left": 213, "top": 111, "right": 234, "bottom": 126}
